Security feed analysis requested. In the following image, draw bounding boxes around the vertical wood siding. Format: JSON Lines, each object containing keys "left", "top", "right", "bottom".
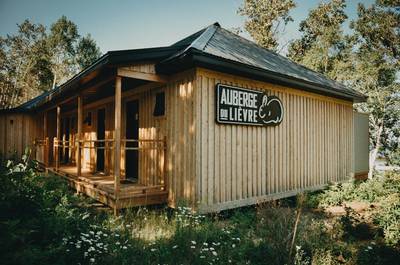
{"left": 164, "top": 71, "right": 197, "bottom": 206}
{"left": 195, "top": 68, "right": 354, "bottom": 212}
{"left": 0, "top": 113, "right": 39, "bottom": 158}
{"left": 0, "top": 64, "right": 356, "bottom": 213}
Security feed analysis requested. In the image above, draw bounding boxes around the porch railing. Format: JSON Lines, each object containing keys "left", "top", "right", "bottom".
{"left": 33, "top": 137, "right": 167, "bottom": 190}
{"left": 32, "top": 138, "right": 49, "bottom": 165}
{"left": 122, "top": 138, "right": 167, "bottom": 190}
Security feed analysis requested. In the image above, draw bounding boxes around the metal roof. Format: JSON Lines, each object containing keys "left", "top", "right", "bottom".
{"left": 3, "top": 22, "right": 366, "bottom": 113}
{"left": 158, "top": 23, "right": 366, "bottom": 102}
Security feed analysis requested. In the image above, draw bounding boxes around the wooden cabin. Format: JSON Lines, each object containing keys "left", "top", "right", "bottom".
{"left": 0, "top": 23, "right": 369, "bottom": 213}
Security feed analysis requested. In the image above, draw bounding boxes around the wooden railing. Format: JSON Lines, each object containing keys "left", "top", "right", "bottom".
{"left": 34, "top": 137, "right": 167, "bottom": 190}
{"left": 32, "top": 138, "right": 49, "bottom": 165}
{"left": 122, "top": 138, "right": 167, "bottom": 189}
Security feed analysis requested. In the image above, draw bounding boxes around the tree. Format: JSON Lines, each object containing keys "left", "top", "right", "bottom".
{"left": 47, "top": 15, "right": 79, "bottom": 88}
{"left": 349, "top": 0, "right": 400, "bottom": 174}
{"left": 0, "top": 20, "right": 50, "bottom": 108}
{"left": 238, "top": 0, "right": 296, "bottom": 52}
{"left": 265, "top": 0, "right": 399, "bottom": 171}
{"left": 75, "top": 34, "right": 101, "bottom": 69}
{"left": 287, "top": 0, "right": 348, "bottom": 77}
{"left": 0, "top": 16, "right": 101, "bottom": 109}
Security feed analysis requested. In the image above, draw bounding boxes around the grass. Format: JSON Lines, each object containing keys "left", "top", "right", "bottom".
{"left": 0, "top": 153, "right": 399, "bottom": 264}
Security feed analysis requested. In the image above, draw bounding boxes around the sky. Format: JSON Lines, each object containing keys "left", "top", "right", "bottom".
{"left": 0, "top": 0, "right": 374, "bottom": 54}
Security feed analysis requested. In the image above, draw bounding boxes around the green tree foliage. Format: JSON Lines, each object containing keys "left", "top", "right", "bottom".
{"left": 76, "top": 34, "right": 101, "bottom": 69}
{"left": 0, "top": 20, "right": 51, "bottom": 108}
{"left": 286, "top": 0, "right": 399, "bottom": 169}
{"left": 349, "top": 0, "right": 400, "bottom": 171}
{"left": 0, "top": 16, "right": 101, "bottom": 109}
{"left": 287, "top": 0, "right": 348, "bottom": 77}
{"left": 47, "top": 15, "right": 80, "bottom": 89}
{"left": 238, "top": 0, "right": 296, "bottom": 52}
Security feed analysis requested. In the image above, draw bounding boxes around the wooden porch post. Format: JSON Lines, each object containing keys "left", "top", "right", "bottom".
{"left": 114, "top": 76, "right": 122, "bottom": 214}
{"left": 56, "top": 106, "right": 61, "bottom": 170}
{"left": 77, "top": 95, "right": 83, "bottom": 176}
{"left": 163, "top": 136, "right": 168, "bottom": 192}
{"left": 43, "top": 111, "right": 48, "bottom": 167}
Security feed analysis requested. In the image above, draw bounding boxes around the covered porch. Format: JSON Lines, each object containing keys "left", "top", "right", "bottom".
{"left": 32, "top": 63, "right": 169, "bottom": 213}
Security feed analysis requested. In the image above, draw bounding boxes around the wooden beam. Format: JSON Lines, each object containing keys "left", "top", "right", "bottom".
{"left": 77, "top": 95, "right": 83, "bottom": 176}
{"left": 114, "top": 76, "right": 122, "bottom": 214}
{"left": 41, "top": 75, "right": 115, "bottom": 113}
{"left": 43, "top": 111, "right": 48, "bottom": 166}
{"left": 56, "top": 106, "right": 61, "bottom": 170}
{"left": 117, "top": 67, "right": 168, "bottom": 83}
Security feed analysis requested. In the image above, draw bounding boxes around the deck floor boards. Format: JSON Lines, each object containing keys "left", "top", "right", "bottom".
{"left": 47, "top": 165, "right": 168, "bottom": 209}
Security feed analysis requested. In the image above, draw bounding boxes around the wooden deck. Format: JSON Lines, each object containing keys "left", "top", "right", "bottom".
{"left": 47, "top": 165, "right": 168, "bottom": 210}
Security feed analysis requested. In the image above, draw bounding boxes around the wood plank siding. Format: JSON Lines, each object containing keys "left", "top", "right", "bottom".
{"left": 0, "top": 113, "right": 40, "bottom": 158}
{"left": 0, "top": 63, "right": 356, "bottom": 212}
{"left": 195, "top": 68, "right": 354, "bottom": 212}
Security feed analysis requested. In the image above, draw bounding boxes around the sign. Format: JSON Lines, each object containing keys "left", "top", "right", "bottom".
{"left": 216, "top": 84, "right": 284, "bottom": 126}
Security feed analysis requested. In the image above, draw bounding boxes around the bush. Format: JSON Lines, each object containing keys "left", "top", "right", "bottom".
{"left": 0, "top": 152, "right": 96, "bottom": 265}
{"left": 374, "top": 193, "right": 400, "bottom": 246}
{"left": 307, "top": 170, "right": 400, "bottom": 248}
{"left": 1, "top": 152, "right": 399, "bottom": 264}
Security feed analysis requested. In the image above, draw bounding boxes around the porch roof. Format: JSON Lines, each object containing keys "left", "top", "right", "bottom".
{"left": 4, "top": 22, "right": 367, "bottom": 113}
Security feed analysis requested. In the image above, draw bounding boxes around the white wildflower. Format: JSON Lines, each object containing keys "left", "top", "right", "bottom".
{"left": 212, "top": 251, "right": 218, "bottom": 256}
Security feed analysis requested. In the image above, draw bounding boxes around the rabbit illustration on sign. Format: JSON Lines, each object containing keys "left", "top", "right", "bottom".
{"left": 258, "top": 95, "right": 284, "bottom": 125}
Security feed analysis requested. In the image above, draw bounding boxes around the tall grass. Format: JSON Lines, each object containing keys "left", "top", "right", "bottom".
{"left": 1, "top": 153, "right": 399, "bottom": 264}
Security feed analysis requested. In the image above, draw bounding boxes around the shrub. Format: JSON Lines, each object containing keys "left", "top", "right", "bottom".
{"left": 374, "top": 193, "right": 400, "bottom": 246}
{"left": 0, "top": 152, "right": 96, "bottom": 265}
{"left": 1, "top": 152, "right": 399, "bottom": 264}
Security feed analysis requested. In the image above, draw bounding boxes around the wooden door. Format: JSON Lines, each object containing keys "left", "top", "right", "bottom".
{"left": 125, "top": 100, "right": 139, "bottom": 182}
{"left": 96, "top": 108, "right": 106, "bottom": 172}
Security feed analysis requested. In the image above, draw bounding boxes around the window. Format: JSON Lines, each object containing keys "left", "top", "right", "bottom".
{"left": 84, "top": 112, "right": 92, "bottom": 126}
{"left": 153, "top": 92, "right": 165, "bottom": 116}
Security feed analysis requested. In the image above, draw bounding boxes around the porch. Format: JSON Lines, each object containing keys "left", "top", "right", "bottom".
{"left": 34, "top": 137, "right": 168, "bottom": 212}
{"left": 31, "top": 65, "right": 170, "bottom": 213}
{"left": 48, "top": 165, "right": 168, "bottom": 210}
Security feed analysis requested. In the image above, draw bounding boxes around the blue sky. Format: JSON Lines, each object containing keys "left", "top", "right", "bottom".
{"left": 0, "top": 0, "right": 374, "bottom": 54}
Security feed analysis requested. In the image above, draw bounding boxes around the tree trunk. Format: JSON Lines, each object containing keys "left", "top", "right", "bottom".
{"left": 369, "top": 123, "right": 383, "bottom": 178}
{"left": 52, "top": 72, "right": 57, "bottom": 89}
